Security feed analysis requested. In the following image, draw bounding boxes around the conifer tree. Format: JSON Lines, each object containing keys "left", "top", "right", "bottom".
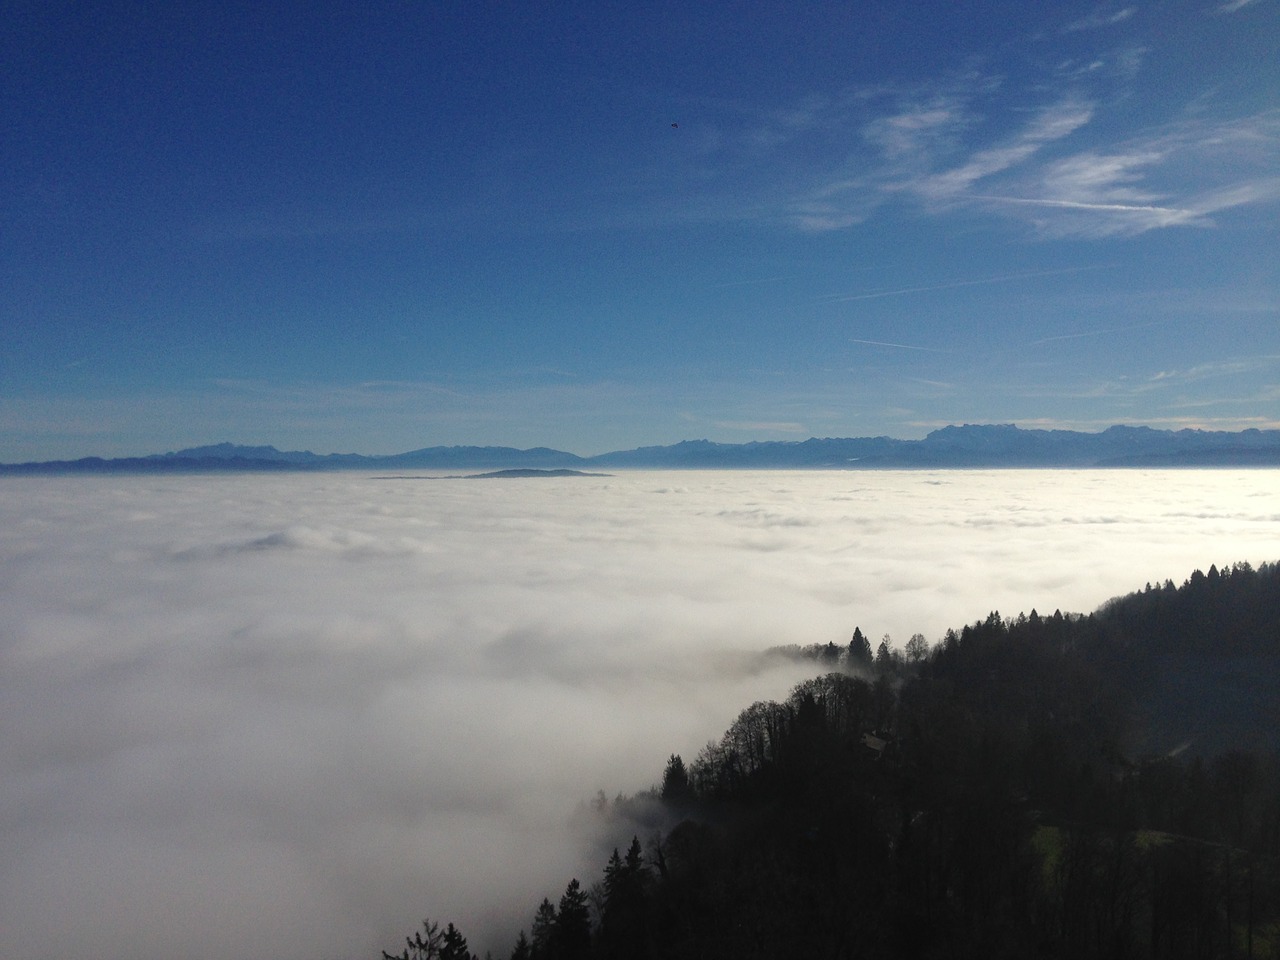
{"left": 440, "top": 923, "right": 474, "bottom": 960}
{"left": 875, "top": 637, "right": 893, "bottom": 670}
{"left": 602, "top": 848, "right": 625, "bottom": 910}
{"left": 849, "top": 627, "right": 872, "bottom": 666}
{"left": 556, "top": 879, "right": 591, "bottom": 960}
{"left": 529, "top": 898, "right": 557, "bottom": 960}
{"left": 660, "top": 754, "right": 693, "bottom": 803}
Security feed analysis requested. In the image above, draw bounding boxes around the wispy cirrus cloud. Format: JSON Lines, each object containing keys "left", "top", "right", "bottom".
{"left": 861, "top": 100, "right": 972, "bottom": 162}
{"left": 1052, "top": 355, "right": 1280, "bottom": 409}
{"left": 909, "top": 99, "right": 1096, "bottom": 200}
{"left": 1217, "top": 0, "right": 1265, "bottom": 13}
{"left": 868, "top": 99, "right": 1276, "bottom": 238}
{"left": 1143, "top": 355, "right": 1280, "bottom": 386}
{"left": 977, "top": 112, "right": 1280, "bottom": 236}
{"left": 1052, "top": 43, "right": 1148, "bottom": 85}
{"left": 819, "top": 265, "right": 1108, "bottom": 304}
{"left": 1063, "top": 7, "right": 1138, "bottom": 32}
{"left": 767, "top": 24, "right": 1279, "bottom": 240}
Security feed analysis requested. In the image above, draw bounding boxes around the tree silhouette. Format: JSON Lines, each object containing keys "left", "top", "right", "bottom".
{"left": 439, "top": 923, "right": 474, "bottom": 960}
{"left": 600, "top": 837, "right": 653, "bottom": 959}
{"left": 529, "top": 898, "right": 556, "bottom": 960}
{"left": 383, "top": 919, "right": 444, "bottom": 960}
{"left": 905, "top": 632, "right": 929, "bottom": 665}
{"left": 382, "top": 561, "right": 1280, "bottom": 960}
{"left": 849, "top": 627, "right": 872, "bottom": 667}
{"left": 660, "top": 754, "right": 693, "bottom": 803}
{"left": 556, "top": 879, "right": 591, "bottom": 960}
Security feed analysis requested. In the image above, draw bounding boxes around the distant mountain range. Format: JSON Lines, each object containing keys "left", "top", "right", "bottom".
{"left": 4, "top": 425, "right": 1280, "bottom": 474}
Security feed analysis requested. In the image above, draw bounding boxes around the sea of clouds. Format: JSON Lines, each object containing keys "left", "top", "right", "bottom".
{"left": 2, "top": 469, "right": 1277, "bottom": 960}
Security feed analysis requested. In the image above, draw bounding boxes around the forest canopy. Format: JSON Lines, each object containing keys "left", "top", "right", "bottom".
{"left": 385, "top": 561, "right": 1280, "bottom": 960}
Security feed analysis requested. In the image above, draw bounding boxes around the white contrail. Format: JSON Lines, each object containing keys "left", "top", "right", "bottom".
{"left": 971, "top": 194, "right": 1194, "bottom": 218}
{"left": 849, "top": 338, "right": 946, "bottom": 352}
{"left": 1027, "top": 319, "right": 1168, "bottom": 346}
{"left": 821, "top": 265, "right": 1107, "bottom": 304}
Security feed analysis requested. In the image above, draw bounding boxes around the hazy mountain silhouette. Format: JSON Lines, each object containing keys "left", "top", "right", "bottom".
{"left": 4, "top": 424, "right": 1279, "bottom": 473}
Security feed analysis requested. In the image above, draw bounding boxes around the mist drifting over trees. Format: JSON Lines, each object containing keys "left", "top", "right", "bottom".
{"left": 1, "top": 470, "right": 1277, "bottom": 959}
{"left": 397, "top": 562, "right": 1280, "bottom": 960}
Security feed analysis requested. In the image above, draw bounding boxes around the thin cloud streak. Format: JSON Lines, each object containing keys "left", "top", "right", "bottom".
{"left": 849, "top": 339, "right": 947, "bottom": 352}
{"left": 821, "top": 265, "right": 1109, "bottom": 304}
{"left": 1026, "top": 319, "right": 1169, "bottom": 346}
{"left": 973, "top": 195, "right": 1195, "bottom": 217}
{"left": 1218, "top": 0, "right": 1264, "bottom": 12}
{"left": 1063, "top": 7, "right": 1138, "bottom": 32}
{"left": 1147, "top": 356, "right": 1280, "bottom": 385}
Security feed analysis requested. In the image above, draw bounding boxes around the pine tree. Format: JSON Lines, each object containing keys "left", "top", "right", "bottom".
{"left": 600, "top": 838, "right": 652, "bottom": 959}
{"left": 440, "top": 922, "right": 474, "bottom": 960}
{"left": 849, "top": 627, "right": 872, "bottom": 666}
{"left": 556, "top": 879, "right": 592, "bottom": 960}
{"left": 660, "top": 754, "right": 693, "bottom": 803}
{"left": 529, "top": 898, "right": 557, "bottom": 960}
{"left": 602, "top": 848, "right": 625, "bottom": 910}
{"left": 623, "top": 836, "right": 649, "bottom": 882}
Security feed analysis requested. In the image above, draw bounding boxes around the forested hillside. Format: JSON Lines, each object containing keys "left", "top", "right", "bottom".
{"left": 386, "top": 562, "right": 1280, "bottom": 960}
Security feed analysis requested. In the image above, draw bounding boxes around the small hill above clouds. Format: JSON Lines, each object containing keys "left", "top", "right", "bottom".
{"left": 391, "top": 446, "right": 588, "bottom": 469}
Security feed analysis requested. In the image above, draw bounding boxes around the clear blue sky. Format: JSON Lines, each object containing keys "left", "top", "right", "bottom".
{"left": 3, "top": 1, "right": 1277, "bottom": 460}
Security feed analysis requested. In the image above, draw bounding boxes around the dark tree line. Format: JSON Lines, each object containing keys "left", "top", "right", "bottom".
{"left": 1097, "top": 561, "right": 1280, "bottom": 658}
{"left": 384, "top": 561, "right": 1280, "bottom": 960}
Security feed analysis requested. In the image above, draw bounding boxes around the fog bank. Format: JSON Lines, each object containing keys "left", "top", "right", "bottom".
{"left": 1, "top": 470, "right": 1275, "bottom": 959}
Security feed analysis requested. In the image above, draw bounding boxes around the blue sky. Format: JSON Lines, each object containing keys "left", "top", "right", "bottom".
{"left": 3, "top": 0, "right": 1277, "bottom": 459}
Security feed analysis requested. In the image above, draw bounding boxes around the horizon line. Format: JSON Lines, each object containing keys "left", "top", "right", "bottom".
{"left": 5, "top": 420, "right": 1280, "bottom": 467}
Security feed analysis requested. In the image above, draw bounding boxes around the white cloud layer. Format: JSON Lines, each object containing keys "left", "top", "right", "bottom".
{"left": 2, "top": 470, "right": 1278, "bottom": 959}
